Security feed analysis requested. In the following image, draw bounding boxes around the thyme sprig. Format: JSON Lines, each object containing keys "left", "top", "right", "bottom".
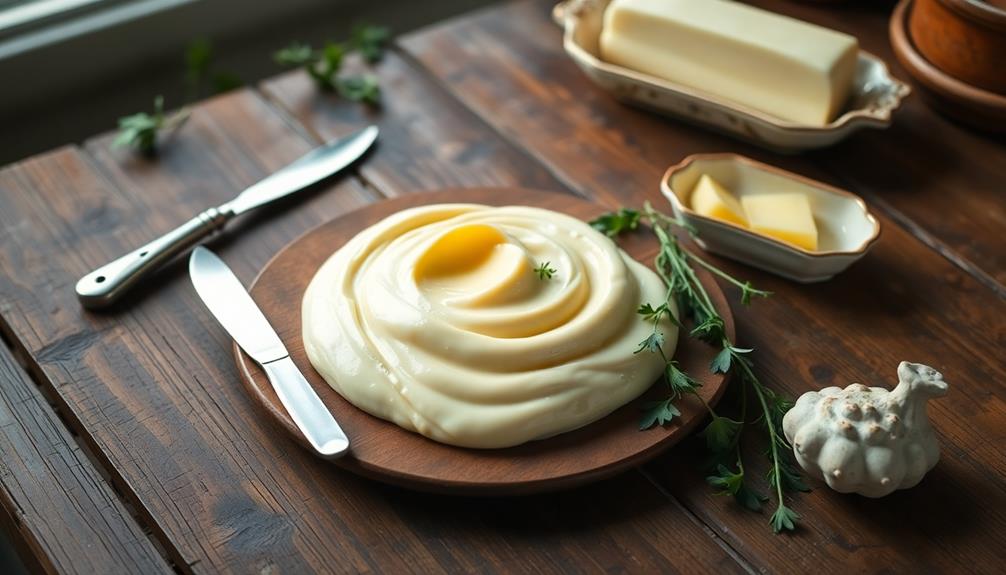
{"left": 590, "top": 204, "right": 804, "bottom": 533}
{"left": 534, "top": 261, "right": 556, "bottom": 280}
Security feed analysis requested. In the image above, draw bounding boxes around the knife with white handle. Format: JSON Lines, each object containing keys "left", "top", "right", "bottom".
{"left": 189, "top": 246, "right": 349, "bottom": 458}
{"left": 76, "top": 126, "right": 379, "bottom": 309}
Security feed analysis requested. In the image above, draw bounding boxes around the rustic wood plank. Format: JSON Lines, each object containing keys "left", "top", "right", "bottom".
{"left": 259, "top": 52, "right": 568, "bottom": 196}
{"left": 400, "top": 1, "right": 1006, "bottom": 572}
{"left": 0, "top": 337, "right": 173, "bottom": 574}
{"left": 404, "top": 0, "right": 1006, "bottom": 290}
{"left": 0, "top": 85, "right": 746, "bottom": 572}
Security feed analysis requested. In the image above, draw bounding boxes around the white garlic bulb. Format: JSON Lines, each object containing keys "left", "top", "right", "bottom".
{"left": 782, "top": 362, "right": 947, "bottom": 498}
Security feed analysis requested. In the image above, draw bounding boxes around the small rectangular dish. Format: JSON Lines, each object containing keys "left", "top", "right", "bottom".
{"left": 661, "top": 154, "right": 881, "bottom": 282}
{"left": 552, "top": 0, "right": 911, "bottom": 153}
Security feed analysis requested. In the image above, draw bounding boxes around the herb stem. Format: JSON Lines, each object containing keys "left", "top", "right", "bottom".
{"left": 690, "top": 252, "right": 769, "bottom": 296}
{"left": 740, "top": 353, "right": 786, "bottom": 514}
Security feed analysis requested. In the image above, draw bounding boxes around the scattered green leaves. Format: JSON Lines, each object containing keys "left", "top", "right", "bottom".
{"left": 275, "top": 42, "right": 346, "bottom": 91}
{"left": 274, "top": 42, "right": 315, "bottom": 66}
{"left": 534, "top": 261, "right": 557, "bottom": 280}
{"left": 275, "top": 23, "right": 389, "bottom": 102}
{"left": 337, "top": 75, "right": 381, "bottom": 104}
{"left": 595, "top": 201, "right": 807, "bottom": 533}
{"left": 113, "top": 96, "right": 189, "bottom": 156}
{"left": 351, "top": 23, "right": 390, "bottom": 63}
{"left": 589, "top": 208, "right": 640, "bottom": 237}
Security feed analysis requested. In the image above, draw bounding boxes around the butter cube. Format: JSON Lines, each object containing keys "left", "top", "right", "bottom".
{"left": 690, "top": 174, "right": 747, "bottom": 227}
{"left": 741, "top": 193, "right": 819, "bottom": 251}
{"left": 600, "top": 0, "right": 859, "bottom": 125}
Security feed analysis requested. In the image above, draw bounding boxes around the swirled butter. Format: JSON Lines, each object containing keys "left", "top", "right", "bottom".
{"left": 302, "top": 204, "right": 676, "bottom": 448}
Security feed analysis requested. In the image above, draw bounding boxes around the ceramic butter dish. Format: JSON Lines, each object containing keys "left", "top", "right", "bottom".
{"left": 553, "top": 0, "right": 910, "bottom": 152}
{"left": 661, "top": 154, "right": 880, "bottom": 282}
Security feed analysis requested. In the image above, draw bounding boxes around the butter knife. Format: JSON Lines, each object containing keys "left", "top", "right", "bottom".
{"left": 189, "top": 246, "right": 349, "bottom": 458}
{"left": 76, "top": 126, "right": 379, "bottom": 309}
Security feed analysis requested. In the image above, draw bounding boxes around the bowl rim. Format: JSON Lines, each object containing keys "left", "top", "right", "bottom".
{"left": 938, "top": 0, "right": 1006, "bottom": 31}
{"left": 661, "top": 153, "right": 882, "bottom": 259}
{"left": 892, "top": 0, "right": 1006, "bottom": 108}
{"left": 554, "top": 0, "right": 911, "bottom": 133}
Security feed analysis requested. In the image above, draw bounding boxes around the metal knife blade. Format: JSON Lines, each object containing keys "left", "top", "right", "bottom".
{"left": 76, "top": 126, "right": 377, "bottom": 310}
{"left": 226, "top": 125, "right": 379, "bottom": 215}
{"left": 189, "top": 246, "right": 349, "bottom": 458}
{"left": 189, "top": 247, "right": 288, "bottom": 364}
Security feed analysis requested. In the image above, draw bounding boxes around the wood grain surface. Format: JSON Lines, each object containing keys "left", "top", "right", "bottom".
{"left": 0, "top": 336, "right": 172, "bottom": 575}
{"left": 235, "top": 187, "right": 733, "bottom": 494}
{"left": 0, "top": 0, "right": 1003, "bottom": 573}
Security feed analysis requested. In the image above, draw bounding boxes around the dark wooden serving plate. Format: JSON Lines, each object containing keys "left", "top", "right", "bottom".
{"left": 234, "top": 188, "right": 734, "bottom": 495}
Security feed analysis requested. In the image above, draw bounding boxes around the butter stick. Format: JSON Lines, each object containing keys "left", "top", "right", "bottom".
{"left": 600, "top": 0, "right": 859, "bottom": 126}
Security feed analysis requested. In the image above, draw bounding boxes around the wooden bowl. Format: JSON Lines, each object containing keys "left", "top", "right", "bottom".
{"left": 891, "top": 0, "right": 1006, "bottom": 131}
{"left": 909, "top": 0, "right": 1006, "bottom": 94}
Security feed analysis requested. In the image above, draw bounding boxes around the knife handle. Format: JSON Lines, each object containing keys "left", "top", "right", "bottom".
{"left": 262, "top": 356, "right": 350, "bottom": 458}
{"left": 76, "top": 207, "right": 233, "bottom": 309}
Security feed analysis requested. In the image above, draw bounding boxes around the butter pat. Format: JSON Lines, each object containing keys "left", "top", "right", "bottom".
{"left": 741, "top": 193, "right": 819, "bottom": 251}
{"left": 690, "top": 174, "right": 747, "bottom": 227}
{"left": 600, "top": 0, "right": 859, "bottom": 126}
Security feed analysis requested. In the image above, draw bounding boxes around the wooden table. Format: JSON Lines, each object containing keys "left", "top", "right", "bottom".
{"left": 1, "top": 1, "right": 1003, "bottom": 573}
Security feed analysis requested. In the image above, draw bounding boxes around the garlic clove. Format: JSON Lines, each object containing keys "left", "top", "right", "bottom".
{"left": 782, "top": 362, "right": 947, "bottom": 498}
{"left": 817, "top": 437, "right": 866, "bottom": 493}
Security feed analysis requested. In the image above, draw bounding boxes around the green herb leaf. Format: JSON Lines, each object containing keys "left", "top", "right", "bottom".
{"left": 589, "top": 208, "right": 641, "bottom": 238}
{"left": 736, "top": 483, "right": 769, "bottom": 512}
{"left": 691, "top": 316, "right": 725, "bottom": 344}
{"left": 770, "top": 504, "right": 800, "bottom": 533}
{"left": 322, "top": 42, "right": 345, "bottom": 70}
{"left": 710, "top": 347, "right": 732, "bottom": 374}
{"left": 351, "top": 23, "right": 391, "bottom": 62}
{"left": 336, "top": 74, "right": 381, "bottom": 104}
{"left": 666, "top": 362, "right": 699, "bottom": 396}
{"left": 706, "top": 463, "right": 743, "bottom": 494}
{"left": 634, "top": 331, "right": 665, "bottom": 355}
{"left": 114, "top": 96, "right": 189, "bottom": 156}
{"left": 533, "top": 260, "right": 557, "bottom": 280}
{"left": 702, "top": 416, "right": 742, "bottom": 453}
{"left": 706, "top": 464, "right": 767, "bottom": 511}
{"left": 768, "top": 460, "right": 811, "bottom": 493}
{"left": 637, "top": 302, "right": 666, "bottom": 322}
{"left": 274, "top": 42, "right": 315, "bottom": 66}
{"left": 185, "top": 39, "right": 213, "bottom": 90}
{"left": 639, "top": 398, "right": 681, "bottom": 430}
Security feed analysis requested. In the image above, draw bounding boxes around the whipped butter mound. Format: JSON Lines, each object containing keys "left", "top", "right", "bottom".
{"left": 302, "top": 204, "right": 676, "bottom": 448}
